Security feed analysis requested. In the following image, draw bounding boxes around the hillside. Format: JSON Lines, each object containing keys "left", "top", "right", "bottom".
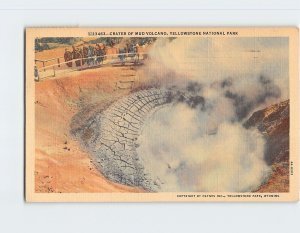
{"left": 245, "top": 100, "right": 289, "bottom": 192}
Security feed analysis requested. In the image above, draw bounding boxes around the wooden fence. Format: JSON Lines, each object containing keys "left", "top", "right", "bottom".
{"left": 34, "top": 52, "right": 148, "bottom": 81}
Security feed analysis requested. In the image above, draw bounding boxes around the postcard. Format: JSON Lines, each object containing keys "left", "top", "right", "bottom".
{"left": 26, "top": 27, "right": 299, "bottom": 202}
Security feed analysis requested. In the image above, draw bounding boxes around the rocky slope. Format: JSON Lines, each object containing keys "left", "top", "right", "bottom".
{"left": 244, "top": 100, "right": 289, "bottom": 192}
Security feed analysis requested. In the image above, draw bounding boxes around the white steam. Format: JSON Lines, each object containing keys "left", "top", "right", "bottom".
{"left": 144, "top": 37, "right": 289, "bottom": 100}
{"left": 135, "top": 37, "right": 288, "bottom": 192}
{"left": 137, "top": 103, "right": 270, "bottom": 192}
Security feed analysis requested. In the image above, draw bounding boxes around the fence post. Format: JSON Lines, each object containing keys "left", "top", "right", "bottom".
{"left": 34, "top": 65, "right": 39, "bottom": 82}
{"left": 57, "top": 58, "right": 60, "bottom": 67}
{"left": 43, "top": 61, "right": 45, "bottom": 71}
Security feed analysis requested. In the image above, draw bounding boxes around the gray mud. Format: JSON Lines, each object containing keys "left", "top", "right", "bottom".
{"left": 71, "top": 89, "right": 173, "bottom": 191}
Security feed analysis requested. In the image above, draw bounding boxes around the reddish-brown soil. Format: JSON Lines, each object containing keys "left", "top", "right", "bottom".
{"left": 246, "top": 100, "right": 290, "bottom": 192}
{"left": 257, "top": 163, "right": 289, "bottom": 192}
{"left": 35, "top": 65, "right": 144, "bottom": 193}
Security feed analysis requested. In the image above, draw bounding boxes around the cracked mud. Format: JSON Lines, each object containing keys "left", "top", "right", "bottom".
{"left": 72, "top": 88, "right": 178, "bottom": 191}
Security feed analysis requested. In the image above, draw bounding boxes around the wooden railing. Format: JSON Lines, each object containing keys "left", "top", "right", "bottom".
{"left": 34, "top": 52, "right": 148, "bottom": 81}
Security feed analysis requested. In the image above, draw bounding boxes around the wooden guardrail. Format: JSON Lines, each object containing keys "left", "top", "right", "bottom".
{"left": 34, "top": 52, "right": 148, "bottom": 81}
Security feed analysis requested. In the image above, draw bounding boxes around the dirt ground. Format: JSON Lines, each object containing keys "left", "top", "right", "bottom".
{"left": 35, "top": 65, "right": 144, "bottom": 193}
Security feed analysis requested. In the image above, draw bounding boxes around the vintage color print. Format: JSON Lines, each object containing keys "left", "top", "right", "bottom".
{"left": 26, "top": 28, "right": 299, "bottom": 202}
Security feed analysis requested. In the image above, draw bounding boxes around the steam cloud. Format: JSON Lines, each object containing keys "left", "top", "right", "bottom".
{"left": 136, "top": 37, "right": 288, "bottom": 192}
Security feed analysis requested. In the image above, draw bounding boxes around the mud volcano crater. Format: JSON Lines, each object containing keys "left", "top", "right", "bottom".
{"left": 71, "top": 82, "right": 287, "bottom": 192}
{"left": 70, "top": 88, "right": 207, "bottom": 191}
